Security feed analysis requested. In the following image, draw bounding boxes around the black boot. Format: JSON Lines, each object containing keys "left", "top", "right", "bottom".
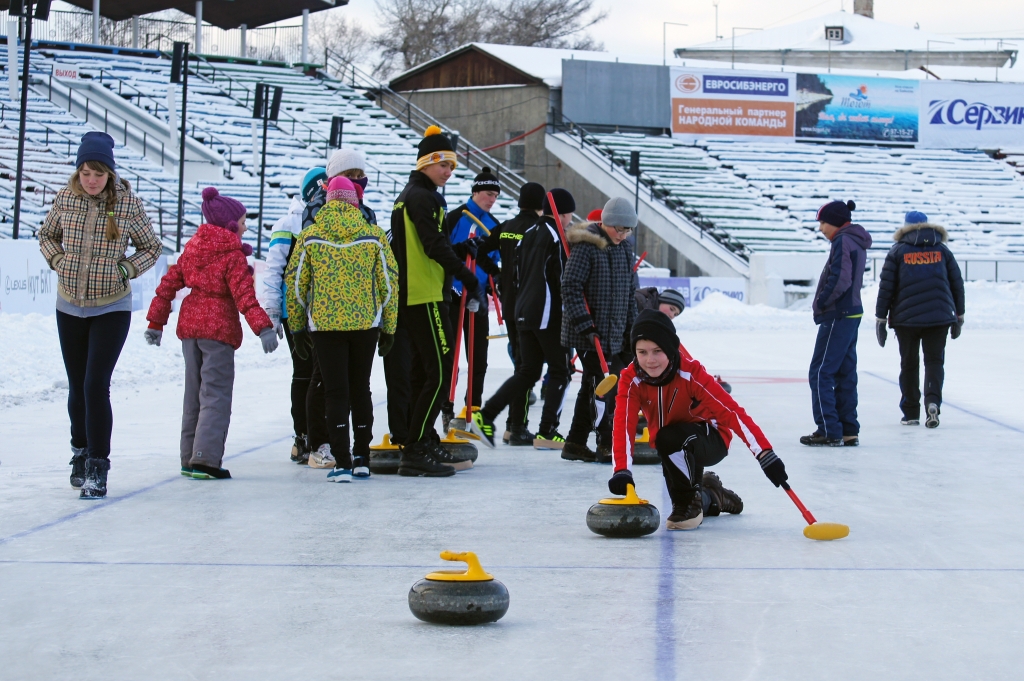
{"left": 80, "top": 458, "right": 110, "bottom": 499}
{"left": 398, "top": 441, "right": 456, "bottom": 477}
{"left": 702, "top": 470, "right": 743, "bottom": 515}
{"left": 561, "top": 441, "right": 597, "bottom": 462}
{"left": 508, "top": 425, "right": 535, "bottom": 446}
{"left": 290, "top": 435, "right": 309, "bottom": 463}
{"left": 666, "top": 489, "right": 703, "bottom": 530}
{"left": 69, "top": 446, "right": 87, "bottom": 489}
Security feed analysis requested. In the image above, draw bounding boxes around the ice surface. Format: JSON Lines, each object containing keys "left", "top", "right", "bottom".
{"left": 2, "top": 289, "right": 1024, "bottom": 679}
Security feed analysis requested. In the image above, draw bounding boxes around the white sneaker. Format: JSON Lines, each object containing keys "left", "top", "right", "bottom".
{"left": 327, "top": 467, "right": 352, "bottom": 483}
{"left": 352, "top": 466, "right": 370, "bottom": 479}
{"left": 309, "top": 444, "right": 336, "bottom": 469}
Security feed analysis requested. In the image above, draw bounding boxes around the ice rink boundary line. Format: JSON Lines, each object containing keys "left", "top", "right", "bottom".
{"left": 0, "top": 435, "right": 292, "bottom": 547}
{"left": 864, "top": 371, "right": 1024, "bottom": 434}
{"left": 3, "top": 559, "right": 1023, "bottom": 573}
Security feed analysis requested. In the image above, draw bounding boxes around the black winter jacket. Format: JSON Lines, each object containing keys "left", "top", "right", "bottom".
{"left": 514, "top": 216, "right": 566, "bottom": 332}
{"left": 560, "top": 222, "right": 637, "bottom": 354}
{"left": 477, "top": 209, "right": 539, "bottom": 314}
{"left": 875, "top": 222, "right": 965, "bottom": 327}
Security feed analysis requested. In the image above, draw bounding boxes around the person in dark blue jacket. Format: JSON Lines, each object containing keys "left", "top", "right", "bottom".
{"left": 874, "top": 211, "right": 965, "bottom": 428}
{"left": 802, "top": 200, "right": 872, "bottom": 447}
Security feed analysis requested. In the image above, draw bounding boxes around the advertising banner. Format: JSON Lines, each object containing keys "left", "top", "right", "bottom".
{"left": 795, "top": 73, "right": 918, "bottom": 143}
{"left": 919, "top": 81, "right": 1024, "bottom": 149}
{"left": 0, "top": 239, "right": 56, "bottom": 314}
{"left": 636, "top": 276, "right": 748, "bottom": 308}
{"left": 670, "top": 68, "right": 796, "bottom": 139}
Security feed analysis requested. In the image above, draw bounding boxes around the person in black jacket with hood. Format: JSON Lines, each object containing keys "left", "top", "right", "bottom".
{"left": 875, "top": 211, "right": 965, "bottom": 428}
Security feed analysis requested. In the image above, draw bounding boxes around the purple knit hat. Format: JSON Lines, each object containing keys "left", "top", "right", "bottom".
{"left": 201, "top": 187, "right": 246, "bottom": 231}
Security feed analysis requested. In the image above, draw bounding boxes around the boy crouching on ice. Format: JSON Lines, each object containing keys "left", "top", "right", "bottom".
{"left": 609, "top": 310, "right": 788, "bottom": 530}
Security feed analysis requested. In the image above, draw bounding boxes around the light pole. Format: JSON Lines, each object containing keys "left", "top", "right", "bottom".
{"left": 170, "top": 42, "right": 190, "bottom": 252}
{"left": 253, "top": 83, "right": 283, "bottom": 260}
{"left": 732, "top": 27, "right": 762, "bottom": 69}
{"left": 663, "top": 22, "right": 688, "bottom": 66}
{"left": 713, "top": 0, "right": 721, "bottom": 41}
{"left": 925, "top": 39, "right": 953, "bottom": 77}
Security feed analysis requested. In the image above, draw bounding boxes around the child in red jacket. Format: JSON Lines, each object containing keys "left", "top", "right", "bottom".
{"left": 609, "top": 310, "right": 789, "bottom": 530}
{"left": 146, "top": 187, "right": 278, "bottom": 479}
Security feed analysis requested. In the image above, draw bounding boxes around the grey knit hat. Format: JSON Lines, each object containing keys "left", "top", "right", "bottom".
{"left": 602, "top": 197, "right": 637, "bottom": 229}
{"left": 658, "top": 288, "right": 686, "bottom": 314}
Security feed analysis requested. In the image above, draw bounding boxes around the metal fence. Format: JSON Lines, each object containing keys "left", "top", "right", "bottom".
{"left": 869, "top": 256, "right": 1024, "bottom": 282}
{"left": 0, "top": 10, "right": 303, "bottom": 62}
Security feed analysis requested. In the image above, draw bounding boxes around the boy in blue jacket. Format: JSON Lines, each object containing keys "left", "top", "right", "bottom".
{"left": 802, "top": 200, "right": 872, "bottom": 447}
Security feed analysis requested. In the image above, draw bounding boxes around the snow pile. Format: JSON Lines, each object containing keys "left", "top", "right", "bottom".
{"left": 0, "top": 311, "right": 289, "bottom": 408}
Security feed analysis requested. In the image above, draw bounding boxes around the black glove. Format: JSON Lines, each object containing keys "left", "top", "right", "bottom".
{"left": 756, "top": 449, "right": 788, "bottom": 488}
{"left": 378, "top": 332, "right": 395, "bottom": 357}
{"left": 608, "top": 470, "right": 634, "bottom": 496}
{"left": 875, "top": 318, "right": 887, "bottom": 348}
{"left": 291, "top": 331, "right": 313, "bottom": 361}
{"left": 453, "top": 239, "right": 479, "bottom": 261}
{"left": 581, "top": 326, "right": 600, "bottom": 350}
{"left": 951, "top": 315, "right": 963, "bottom": 340}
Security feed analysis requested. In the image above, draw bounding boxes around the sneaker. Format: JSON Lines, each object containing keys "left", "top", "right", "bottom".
{"left": 69, "top": 447, "right": 87, "bottom": 489}
{"left": 595, "top": 444, "right": 612, "bottom": 464}
{"left": 702, "top": 471, "right": 743, "bottom": 515}
{"left": 901, "top": 417, "right": 920, "bottom": 426}
{"left": 508, "top": 426, "right": 535, "bottom": 446}
{"left": 352, "top": 466, "right": 371, "bottom": 479}
{"left": 666, "top": 490, "right": 703, "bottom": 530}
{"left": 428, "top": 441, "right": 474, "bottom": 471}
{"left": 79, "top": 458, "right": 110, "bottom": 499}
{"left": 191, "top": 464, "right": 231, "bottom": 479}
{"left": 469, "top": 412, "right": 496, "bottom": 448}
{"left": 561, "top": 441, "right": 596, "bottom": 462}
{"left": 533, "top": 430, "right": 565, "bottom": 450}
{"left": 327, "top": 467, "right": 352, "bottom": 483}
{"left": 308, "top": 444, "right": 336, "bottom": 469}
{"left": 398, "top": 441, "right": 456, "bottom": 477}
{"left": 180, "top": 466, "right": 194, "bottom": 477}
{"left": 925, "top": 403, "right": 940, "bottom": 429}
{"left": 290, "top": 435, "right": 308, "bottom": 463}
{"left": 843, "top": 435, "right": 859, "bottom": 446}
{"left": 799, "top": 432, "right": 843, "bottom": 447}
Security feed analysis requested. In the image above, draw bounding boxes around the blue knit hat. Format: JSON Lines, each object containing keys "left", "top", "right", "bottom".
{"left": 76, "top": 131, "right": 116, "bottom": 170}
{"left": 816, "top": 200, "right": 856, "bottom": 227}
{"left": 301, "top": 167, "right": 327, "bottom": 203}
{"left": 905, "top": 210, "right": 928, "bottom": 226}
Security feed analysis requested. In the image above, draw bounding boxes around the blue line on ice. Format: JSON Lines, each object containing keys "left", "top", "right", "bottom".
{"left": 656, "top": 484, "right": 676, "bottom": 681}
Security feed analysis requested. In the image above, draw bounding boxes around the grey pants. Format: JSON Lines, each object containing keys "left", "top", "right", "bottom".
{"left": 180, "top": 338, "right": 235, "bottom": 468}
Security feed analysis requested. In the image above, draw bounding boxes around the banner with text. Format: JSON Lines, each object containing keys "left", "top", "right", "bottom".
{"left": 919, "top": 81, "right": 1024, "bottom": 149}
{"left": 670, "top": 68, "right": 796, "bottom": 140}
{"left": 796, "top": 73, "right": 918, "bottom": 143}
{"left": 637, "top": 276, "right": 748, "bottom": 308}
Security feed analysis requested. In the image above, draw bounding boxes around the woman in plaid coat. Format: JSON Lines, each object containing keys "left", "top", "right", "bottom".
{"left": 38, "top": 132, "right": 162, "bottom": 499}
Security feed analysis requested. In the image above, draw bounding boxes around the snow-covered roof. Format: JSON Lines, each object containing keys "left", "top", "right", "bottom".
{"left": 675, "top": 11, "right": 1015, "bottom": 70}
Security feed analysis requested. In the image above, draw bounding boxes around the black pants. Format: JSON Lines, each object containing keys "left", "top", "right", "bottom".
{"left": 655, "top": 421, "right": 728, "bottom": 507}
{"left": 56, "top": 310, "right": 131, "bottom": 461}
{"left": 567, "top": 348, "right": 625, "bottom": 447}
{"left": 304, "top": 348, "right": 329, "bottom": 451}
{"left": 383, "top": 323, "right": 413, "bottom": 442}
{"left": 401, "top": 301, "right": 453, "bottom": 446}
{"left": 481, "top": 327, "right": 570, "bottom": 434}
{"left": 443, "top": 303, "right": 489, "bottom": 411}
{"left": 284, "top": 324, "right": 314, "bottom": 439}
{"left": 895, "top": 325, "right": 949, "bottom": 419}
{"left": 312, "top": 329, "right": 379, "bottom": 468}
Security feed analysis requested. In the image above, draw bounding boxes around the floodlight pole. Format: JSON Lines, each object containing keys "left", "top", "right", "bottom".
{"left": 11, "top": 0, "right": 34, "bottom": 240}
{"left": 172, "top": 42, "right": 191, "bottom": 253}
{"left": 256, "top": 99, "right": 269, "bottom": 260}
{"left": 663, "top": 22, "right": 688, "bottom": 66}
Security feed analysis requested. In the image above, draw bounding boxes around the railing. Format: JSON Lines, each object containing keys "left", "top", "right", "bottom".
{"left": 547, "top": 112, "right": 751, "bottom": 260}
{"left": 869, "top": 255, "right": 1024, "bottom": 282}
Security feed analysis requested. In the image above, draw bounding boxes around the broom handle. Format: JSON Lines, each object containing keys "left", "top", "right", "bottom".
{"left": 781, "top": 482, "right": 817, "bottom": 525}
{"left": 447, "top": 218, "right": 479, "bottom": 404}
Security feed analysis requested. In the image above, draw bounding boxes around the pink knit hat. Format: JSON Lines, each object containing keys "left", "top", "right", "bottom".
{"left": 326, "top": 176, "right": 359, "bottom": 207}
{"left": 201, "top": 187, "right": 246, "bottom": 231}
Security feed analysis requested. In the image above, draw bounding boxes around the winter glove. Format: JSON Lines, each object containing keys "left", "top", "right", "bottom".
{"left": 259, "top": 327, "right": 279, "bottom": 354}
{"left": 291, "top": 331, "right": 313, "bottom": 361}
{"left": 461, "top": 276, "right": 487, "bottom": 314}
{"left": 875, "top": 318, "right": 887, "bottom": 348}
{"left": 378, "top": 332, "right": 395, "bottom": 357}
{"left": 453, "top": 239, "right": 479, "bottom": 261}
{"left": 582, "top": 327, "right": 600, "bottom": 350}
{"left": 756, "top": 449, "right": 788, "bottom": 488}
{"left": 144, "top": 327, "right": 162, "bottom": 347}
{"left": 266, "top": 306, "right": 284, "bottom": 339}
{"left": 608, "top": 470, "right": 634, "bottom": 496}
{"left": 951, "top": 315, "right": 964, "bottom": 340}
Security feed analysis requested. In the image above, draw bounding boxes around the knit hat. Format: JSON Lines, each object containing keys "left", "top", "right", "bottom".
{"left": 472, "top": 167, "right": 500, "bottom": 194}
{"left": 76, "top": 131, "right": 116, "bottom": 170}
{"left": 327, "top": 148, "right": 366, "bottom": 178}
{"left": 201, "top": 187, "right": 246, "bottom": 231}
{"left": 631, "top": 309, "right": 680, "bottom": 360}
{"left": 541, "top": 188, "right": 575, "bottom": 216}
{"left": 326, "top": 176, "right": 359, "bottom": 207}
{"left": 905, "top": 210, "right": 928, "bottom": 226}
{"left": 586, "top": 208, "right": 603, "bottom": 223}
{"left": 301, "top": 167, "right": 327, "bottom": 203}
{"left": 816, "top": 200, "right": 856, "bottom": 227}
{"left": 602, "top": 196, "right": 638, "bottom": 229}
{"left": 416, "top": 125, "right": 457, "bottom": 171}
{"left": 518, "top": 182, "right": 545, "bottom": 211}
{"left": 658, "top": 288, "right": 686, "bottom": 315}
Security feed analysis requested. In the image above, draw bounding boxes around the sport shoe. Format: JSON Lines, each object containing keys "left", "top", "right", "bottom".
{"left": 533, "top": 430, "right": 565, "bottom": 450}
{"left": 308, "top": 443, "right": 336, "bottom": 468}
{"left": 469, "top": 412, "right": 496, "bottom": 448}
{"left": 843, "top": 435, "right": 859, "bottom": 446}
{"left": 901, "top": 417, "right": 920, "bottom": 426}
{"left": 595, "top": 444, "right": 612, "bottom": 464}
{"left": 352, "top": 466, "right": 371, "bottom": 479}
{"left": 398, "top": 441, "right": 456, "bottom": 477}
{"left": 799, "top": 432, "right": 843, "bottom": 447}
{"left": 180, "top": 466, "right": 194, "bottom": 477}
{"left": 925, "top": 403, "right": 940, "bottom": 429}
{"left": 561, "top": 441, "right": 596, "bottom": 462}
{"left": 508, "top": 426, "right": 535, "bottom": 446}
{"left": 290, "top": 435, "right": 308, "bottom": 463}
{"left": 702, "top": 471, "right": 743, "bottom": 515}
{"left": 327, "top": 467, "right": 352, "bottom": 483}
{"left": 191, "top": 464, "right": 231, "bottom": 479}
{"left": 666, "top": 490, "right": 703, "bottom": 530}
{"left": 69, "top": 447, "right": 87, "bottom": 489}
{"left": 428, "top": 441, "right": 474, "bottom": 471}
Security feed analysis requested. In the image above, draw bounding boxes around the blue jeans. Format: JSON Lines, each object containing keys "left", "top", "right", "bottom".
{"left": 809, "top": 316, "right": 860, "bottom": 439}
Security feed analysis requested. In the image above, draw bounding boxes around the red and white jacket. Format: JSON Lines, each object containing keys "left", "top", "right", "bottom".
{"left": 612, "top": 347, "right": 773, "bottom": 471}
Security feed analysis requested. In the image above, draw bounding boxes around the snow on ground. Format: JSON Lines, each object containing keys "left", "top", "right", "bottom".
{"left": 1, "top": 287, "right": 1023, "bottom": 680}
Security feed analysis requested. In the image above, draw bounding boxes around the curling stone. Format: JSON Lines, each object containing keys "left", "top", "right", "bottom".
{"left": 586, "top": 484, "right": 660, "bottom": 538}
{"left": 369, "top": 434, "right": 401, "bottom": 474}
{"left": 440, "top": 429, "right": 478, "bottom": 462}
{"left": 632, "top": 427, "right": 660, "bottom": 466}
{"left": 408, "top": 551, "right": 509, "bottom": 625}
{"left": 449, "top": 406, "right": 469, "bottom": 432}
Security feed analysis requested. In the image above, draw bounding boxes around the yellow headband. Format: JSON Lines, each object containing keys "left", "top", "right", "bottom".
{"left": 416, "top": 150, "right": 458, "bottom": 171}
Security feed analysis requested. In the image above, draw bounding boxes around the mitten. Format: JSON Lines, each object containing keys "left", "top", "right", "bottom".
{"left": 144, "top": 327, "right": 162, "bottom": 347}
{"left": 875, "top": 318, "right": 887, "bottom": 348}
